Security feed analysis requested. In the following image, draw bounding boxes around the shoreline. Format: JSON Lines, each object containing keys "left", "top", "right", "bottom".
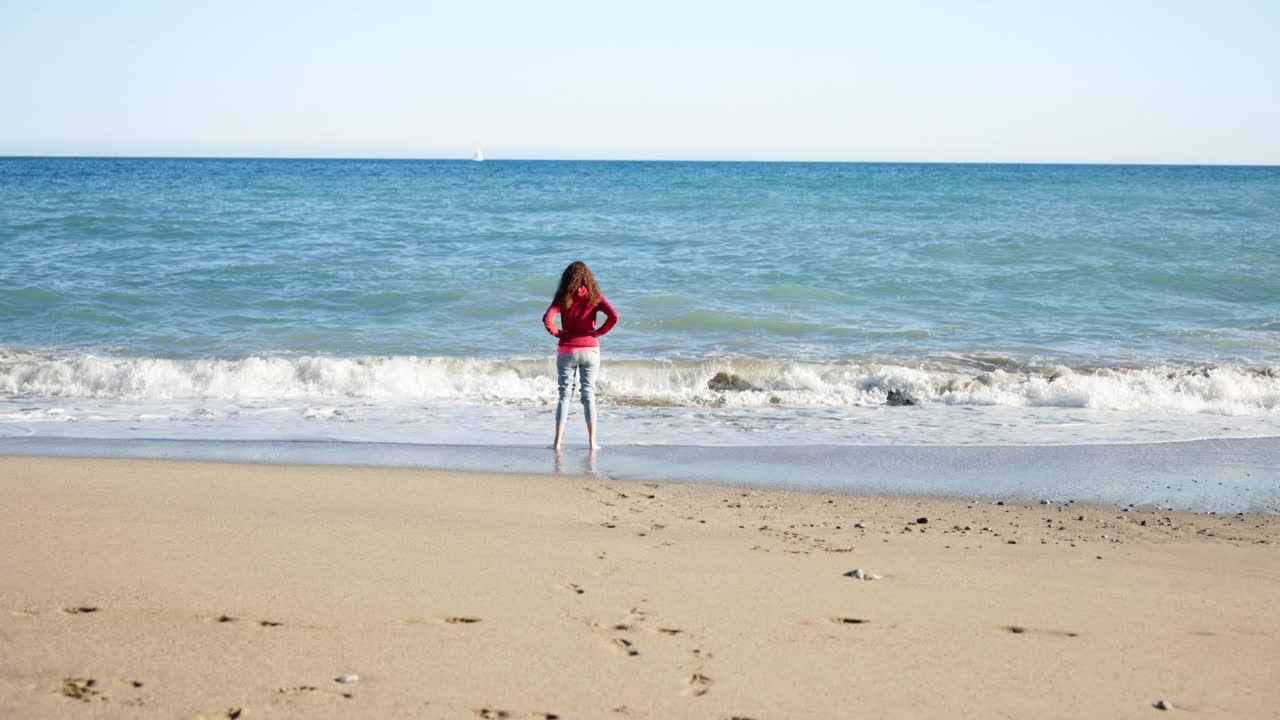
{"left": 3, "top": 455, "right": 1278, "bottom": 718}
{"left": 3, "top": 434, "right": 1278, "bottom": 514}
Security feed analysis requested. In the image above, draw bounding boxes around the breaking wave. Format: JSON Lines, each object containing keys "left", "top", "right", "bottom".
{"left": 2, "top": 352, "right": 1278, "bottom": 416}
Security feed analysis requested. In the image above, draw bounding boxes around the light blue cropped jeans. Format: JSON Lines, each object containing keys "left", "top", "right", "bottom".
{"left": 555, "top": 351, "right": 599, "bottom": 425}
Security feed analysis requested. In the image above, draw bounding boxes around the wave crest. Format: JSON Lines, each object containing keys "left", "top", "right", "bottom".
{"left": 1, "top": 353, "right": 1277, "bottom": 416}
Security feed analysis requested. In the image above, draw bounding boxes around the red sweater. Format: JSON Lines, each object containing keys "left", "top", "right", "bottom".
{"left": 543, "top": 286, "right": 619, "bottom": 352}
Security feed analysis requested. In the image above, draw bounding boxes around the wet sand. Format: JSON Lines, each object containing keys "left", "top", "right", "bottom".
{"left": 6, "top": 436, "right": 1277, "bottom": 514}
{"left": 1, "top": 456, "right": 1277, "bottom": 718}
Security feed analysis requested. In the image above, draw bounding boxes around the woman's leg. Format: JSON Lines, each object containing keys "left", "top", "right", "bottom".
{"left": 578, "top": 352, "right": 599, "bottom": 449}
{"left": 553, "top": 353, "right": 575, "bottom": 449}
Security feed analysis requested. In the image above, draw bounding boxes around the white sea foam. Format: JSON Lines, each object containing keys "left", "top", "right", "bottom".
{"left": 1, "top": 353, "right": 1277, "bottom": 416}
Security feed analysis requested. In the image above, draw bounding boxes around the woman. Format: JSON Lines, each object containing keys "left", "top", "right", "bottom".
{"left": 543, "top": 261, "right": 618, "bottom": 450}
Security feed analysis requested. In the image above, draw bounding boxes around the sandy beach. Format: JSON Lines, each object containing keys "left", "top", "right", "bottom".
{"left": 1, "top": 456, "right": 1277, "bottom": 719}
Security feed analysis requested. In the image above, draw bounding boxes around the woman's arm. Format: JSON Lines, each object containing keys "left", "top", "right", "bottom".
{"left": 594, "top": 297, "right": 619, "bottom": 337}
{"left": 543, "top": 304, "right": 562, "bottom": 337}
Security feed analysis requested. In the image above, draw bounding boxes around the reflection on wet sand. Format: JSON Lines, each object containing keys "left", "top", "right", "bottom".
{"left": 554, "top": 447, "right": 598, "bottom": 476}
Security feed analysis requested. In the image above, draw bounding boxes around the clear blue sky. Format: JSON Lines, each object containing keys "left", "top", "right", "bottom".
{"left": 2, "top": 0, "right": 1277, "bottom": 163}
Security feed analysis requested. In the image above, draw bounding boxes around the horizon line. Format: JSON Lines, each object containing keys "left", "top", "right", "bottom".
{"left": 2, "top": 153, "right": 1278, "bottom": 169}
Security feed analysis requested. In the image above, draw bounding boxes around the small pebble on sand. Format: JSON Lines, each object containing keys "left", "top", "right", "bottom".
{"left": 336, "top": 674, "right": 360, "bottom": 684}
{"left": 1154, "top": 699, "right": 1173, "bottom": 711}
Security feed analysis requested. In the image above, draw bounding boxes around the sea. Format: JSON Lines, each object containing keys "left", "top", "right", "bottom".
{"left": 2, "top": 158, "right": 1277, "bottom": 510}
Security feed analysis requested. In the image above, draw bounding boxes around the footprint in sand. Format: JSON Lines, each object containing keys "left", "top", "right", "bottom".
{"left": 794, "top": 617, "right": 871, "bottom": 628}
{"left": 611, "top": 637, "right": 640, "bottom": 657}
{"left": 276, "top": 685, "right": 352, "bottom": 700}
{"left": 58, "top": 678, "right": 106, "bottom": 703}
{"left": 196, "top": 708, "right": 244, "bottom": 719}
{"left": 683, "top": 672, "right": 712, "bottom": 697}
{"left": 203, "top": 615, "right": 282, "bottom": 627}
{"left": 605, "top": 604, "right": 655, "bottom": 633}
{"left": 57, "top": 677, "right": 145, "bottom": 705}
{"left": 999, "top": 625, "right": 1079, "bottom": 638}
{"left": 398, "top": 616, "right": 482, "bottom": 626}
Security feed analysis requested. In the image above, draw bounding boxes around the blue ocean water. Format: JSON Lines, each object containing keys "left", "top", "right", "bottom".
{"left": 3, "top": 158, "right": 1278, "bottom": 363}
{"left": 1, "top": 157, "right": 1278, "bottom": 457}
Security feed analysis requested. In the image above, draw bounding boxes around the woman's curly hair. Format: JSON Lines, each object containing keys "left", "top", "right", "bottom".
{"left": 553, "top": 261, "right": 601, "bottom": 308}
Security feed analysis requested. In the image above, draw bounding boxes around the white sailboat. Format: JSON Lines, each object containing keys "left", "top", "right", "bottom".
{"left": 472, "top": 147, "right": 484, "bottom": 162}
